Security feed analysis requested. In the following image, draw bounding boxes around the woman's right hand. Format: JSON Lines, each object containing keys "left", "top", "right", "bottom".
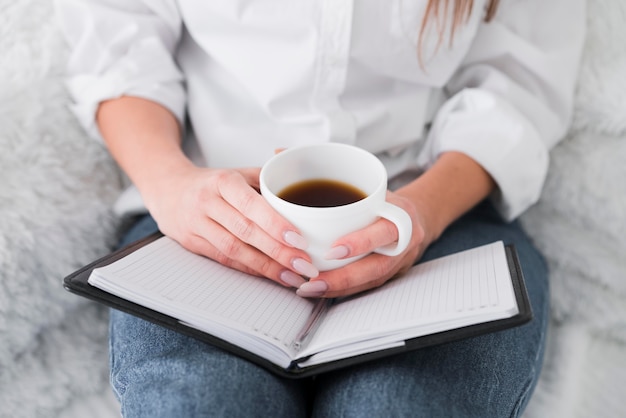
{"left": 96, "top": 97, "right": 316, "bottom": 289}
{"left": 142, "top": 164, "right": 319, "bottom": 289}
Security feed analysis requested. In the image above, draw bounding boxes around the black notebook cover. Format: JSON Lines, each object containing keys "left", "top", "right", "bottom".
{"left": 63, "top": 232, "right": 533, "bottom": 379}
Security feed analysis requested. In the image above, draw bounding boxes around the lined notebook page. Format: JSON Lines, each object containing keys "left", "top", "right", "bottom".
{"left": 89, "top": 237, "right": 315, "bottom": 360}
{"left": 302, "top": 241, "right": 518, "bottom": 357}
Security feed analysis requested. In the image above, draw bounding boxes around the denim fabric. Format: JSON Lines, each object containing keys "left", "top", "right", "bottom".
{"left": 109, "top": 202, "right": 549, "bottom": 417}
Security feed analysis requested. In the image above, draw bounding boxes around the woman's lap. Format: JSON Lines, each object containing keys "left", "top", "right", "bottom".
{"left": 110, "top": 202, "right": 549, "bottom": 417}
{"left": 111, "top": 216, "right": 309, "bottom": 417}
{"left": 110, "top": 308, "right": 309, "bottom": 417}
{"left": 311, "top": 203, "right": 549, "bottom": 417}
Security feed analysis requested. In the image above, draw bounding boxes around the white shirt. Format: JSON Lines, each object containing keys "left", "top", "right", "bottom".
{"left": 55, "top": 0, "right": 585, "bottom": 220}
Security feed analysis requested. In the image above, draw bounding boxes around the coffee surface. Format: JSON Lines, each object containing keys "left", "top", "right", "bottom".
{"left": 277, "top": 179, "right": 367, "bottom": 207}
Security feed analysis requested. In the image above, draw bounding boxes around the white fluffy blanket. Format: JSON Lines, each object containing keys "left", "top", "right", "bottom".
{"left": 0, "top": 0, "right": 624, "bottom": 417}
{"left": 1, "top": 1, "right": 122, "bottom": 416}
{"left": 520, "top": 1, "right": 626, "bottom": 416}
{"left": 524, "top": 0, "right": 626, "bottom": 345}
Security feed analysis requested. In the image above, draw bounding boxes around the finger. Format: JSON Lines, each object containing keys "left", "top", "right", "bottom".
{"left": 324, "top": 254, "right": 396, "bottom": 297}
{"left": 216, "top": 171, "right": 311, "bottom": 252}
{"left": 298, "top": 253, "right": 399, "bottom": 299}
{"left": 327, "top": 193, "right": 423, "bottom": 261}
{"left": 182, "top": 233, "right": 259, "bottom": 276}
{"left": 187, "top": 221, "right": 308, "bottom": 289}
{"left": 237, "top": 167, "right": 262, "bottom": 191}
{"left": 205, "top": 193, "right": 318, "bottom": 278}
{"left": 326, "top": 218, "right": 400, "bottom": 260}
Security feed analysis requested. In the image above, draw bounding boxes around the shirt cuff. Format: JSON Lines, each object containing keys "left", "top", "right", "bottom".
{"left": 65, "top": 40, "right": 185, "bottom": 142}
{"left": 418, "top": 89, "right": 549, "bottom": 221}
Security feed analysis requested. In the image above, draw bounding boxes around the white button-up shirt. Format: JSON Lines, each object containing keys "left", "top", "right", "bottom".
{"left": 56, "top": 0, "right": 585, "bottom": 220}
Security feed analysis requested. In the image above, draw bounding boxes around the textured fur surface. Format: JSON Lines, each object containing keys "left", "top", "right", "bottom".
{"left": 0, "top": 0, "right": 624, "bottom": 417}
{"left": 0, "top": 1, "right": 122, "bottom": 416}
{"left": 519, "top": 0, "right": 626, "bottom": 415}
{"left": 522, "top": 0, "right": 626, "bottom": 342}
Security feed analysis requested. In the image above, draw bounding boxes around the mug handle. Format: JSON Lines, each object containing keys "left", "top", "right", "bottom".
{"left": 373, "top": 202, "right": 412, "bottom": 256}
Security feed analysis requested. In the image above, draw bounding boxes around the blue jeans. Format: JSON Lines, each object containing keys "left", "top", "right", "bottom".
{"left": 109, "top": 202, "right": 549, "bottom": 417}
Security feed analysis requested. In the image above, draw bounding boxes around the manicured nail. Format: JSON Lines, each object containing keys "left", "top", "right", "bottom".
{"left": 284, "top": 231, "right": 308, "bottom": 250}
{"left": 296, "top": 280, "right": 328, "bottom": 298}
{"left": 292, "top": 258, "right": 319, "bottom": 278}
{"left": 325, "top": 245, "right": 350, "bottom": 260}
{"left": 280, "top": 270, "right": 307, "bottom": 288}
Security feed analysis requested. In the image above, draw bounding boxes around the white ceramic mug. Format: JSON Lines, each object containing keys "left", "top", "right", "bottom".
{"left": 260, "top": 143, "right": 412, "bottom": 271}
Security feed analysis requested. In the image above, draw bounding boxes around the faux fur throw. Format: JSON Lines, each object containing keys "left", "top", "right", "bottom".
{"left": 572, "top": 0, "right": 626, "bottom": 135}
{"left": 520, "top": 0, "right": 626, "bottom": 340}
{"left": 0, "top": 1, "right": 123, "bottom": 416}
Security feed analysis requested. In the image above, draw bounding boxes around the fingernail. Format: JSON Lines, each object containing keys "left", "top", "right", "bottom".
{"left": 292, "top": 258, "right": 319, "bottom": 278}
{"left": 280, "top": 270, "right": 307, "bottom": 288}
{"left": 325, "top": 245, "right": 350, "bottom": 260}
{"left": 284, "top": 231, "right": 308, "bottom": 250}
{"left": 296, "top": 280, "right": 328, "bottom": 298}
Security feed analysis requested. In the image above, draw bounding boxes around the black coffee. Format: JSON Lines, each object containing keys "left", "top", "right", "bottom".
{"left": 278, "top": 179, "right": 367, "bottom": 207}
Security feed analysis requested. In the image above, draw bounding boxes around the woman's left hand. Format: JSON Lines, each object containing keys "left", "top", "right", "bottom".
{"left": 296, "top": 191, "right": 433, "bottom": 298}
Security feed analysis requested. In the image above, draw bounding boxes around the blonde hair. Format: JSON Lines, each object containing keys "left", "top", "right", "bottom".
{"left": 419, "top": 0, "right": 500, "bottom": 66}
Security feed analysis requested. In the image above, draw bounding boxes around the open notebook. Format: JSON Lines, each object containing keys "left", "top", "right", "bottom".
{"left": 64, "top": 233, "right": 532, "bottom": 378}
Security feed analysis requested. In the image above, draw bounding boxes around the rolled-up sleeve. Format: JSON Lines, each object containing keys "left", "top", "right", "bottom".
{"left": 55, "top": 0, "right": 185, "bottom": 141}
{"left": 418, "top": 0, "right": 586, "bottom": 221}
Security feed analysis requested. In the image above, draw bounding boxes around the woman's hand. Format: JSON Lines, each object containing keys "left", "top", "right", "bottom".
{"left": 142, "top": 164, "right": 320, "bottom": 289}
{"left": 296, "top": 190, "right": 434, "bottom": 298}
{"left": 295, "top": 151, "right": 496, "bottom": 299}
{"left": 97, "top": 97, "right": 318, "bottom": 290}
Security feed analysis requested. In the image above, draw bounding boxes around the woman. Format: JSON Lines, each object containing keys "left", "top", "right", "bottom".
{"left": 56, "top": 0, "right": 585, "bottom": 416}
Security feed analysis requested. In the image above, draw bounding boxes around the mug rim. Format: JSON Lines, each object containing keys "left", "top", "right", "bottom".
{"left": 259, "top": 143, "right": 388, "bottom": 213}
